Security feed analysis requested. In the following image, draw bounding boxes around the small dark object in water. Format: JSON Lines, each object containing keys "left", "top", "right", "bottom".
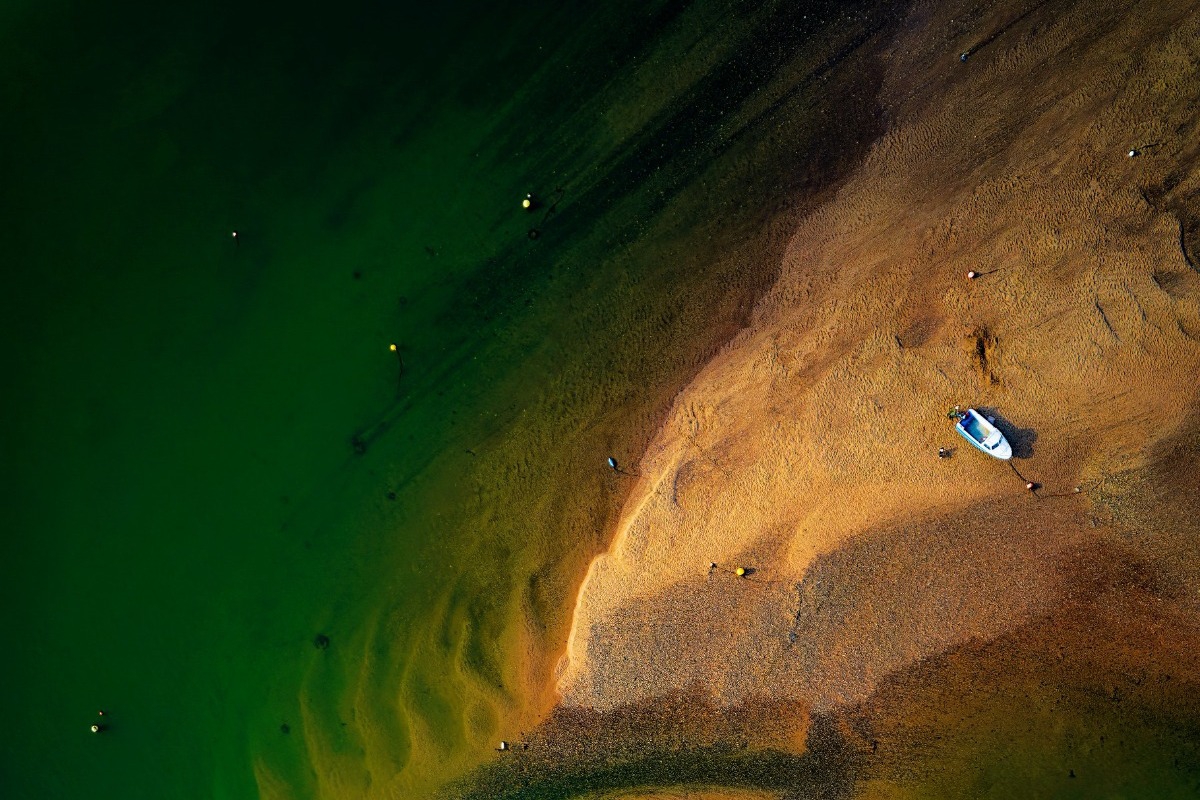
{"left": 351, "top": 436, "right": 367, "bottom": 455}
{"left": 960, "top": 51, "right": 970, "bottom": 62}
{"left": 313, "top": 634, "right": 331, "bottom": 650}
{"left": 352, "top": 270, "right": 362, "bottom": 280}
{"left": 281, "top": 723, "right": 291, "bottom": 734}
{"left": 386, "top": 491, "right": 397, "bottom": 501}
{"left": 527, "top": 228, "right": 540, "bottom": 240}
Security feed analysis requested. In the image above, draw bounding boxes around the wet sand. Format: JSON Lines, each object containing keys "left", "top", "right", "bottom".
{"left": 459, "top": 0, "right": 1200, "bottom": 795}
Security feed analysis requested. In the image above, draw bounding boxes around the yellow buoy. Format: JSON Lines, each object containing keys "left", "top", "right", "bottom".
{"left": 521, "top": 197, "right": 531, "bottom": 209}
{"left": 389, "top": 343, "right": 397, "bottom": 352}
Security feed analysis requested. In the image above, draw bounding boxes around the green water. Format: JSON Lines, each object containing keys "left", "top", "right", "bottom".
{"left": 2, "top": 0, "right": 872, "bottom": 796}
{"left": 1, "top": 1, "right": 578, "bottom": 796}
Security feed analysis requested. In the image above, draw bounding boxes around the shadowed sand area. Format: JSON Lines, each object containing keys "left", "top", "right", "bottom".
{"left": 458, "top": 0, "right": 1200, "bottom": 795}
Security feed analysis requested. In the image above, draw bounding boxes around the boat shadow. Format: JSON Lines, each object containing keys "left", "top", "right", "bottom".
{"left": 978, "top": 407, "right": 1037, "bottom": 459}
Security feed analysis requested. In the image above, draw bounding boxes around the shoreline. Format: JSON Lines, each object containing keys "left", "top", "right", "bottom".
{"left": 462, "top": 0, "right": 1200, "bottom": 794}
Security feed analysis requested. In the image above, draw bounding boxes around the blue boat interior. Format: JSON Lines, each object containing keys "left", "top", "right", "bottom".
{"left": 961, "top": 414, "right": 992, "bottom": 444}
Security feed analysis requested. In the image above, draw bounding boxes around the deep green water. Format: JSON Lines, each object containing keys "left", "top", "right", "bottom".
{"left": 2, "top": 1, "right": 879, "bottom": 796}
{"left": 0, "top": 2, "right": 596, "bottom": 796}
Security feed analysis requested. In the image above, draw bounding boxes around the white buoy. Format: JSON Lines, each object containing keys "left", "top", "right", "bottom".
{"left": 91, "top": 724, "right": 100, "bottom": 733}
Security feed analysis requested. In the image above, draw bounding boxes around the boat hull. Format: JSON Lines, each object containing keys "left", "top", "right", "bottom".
{"left": 955, "top": 409, "right": 1013, "bottom": 460}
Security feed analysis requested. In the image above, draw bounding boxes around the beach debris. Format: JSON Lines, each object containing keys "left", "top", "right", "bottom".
{"left": 938, "top": 447, "right": 952, "bottom": 459}
{"left": 498, "top": 740, "right": 509, "bottom": 751}
{"left": 967, "top": 270, "right": 978, "bottom": 279}
{"left": 960, "top": 51, "right": 970, "bottom": 62}
{"left": 313, "top": 633, "right": 331, "bottom": 650}
{"left": 607, "top": 457, "right": 619, "bottom": 471}
{"left": 1128, "top": 149, "right": 1139, "bottom": 158}
{"left": 1026, "top": 482, "right": 1036, "bottom": 491}
{"left": 708, "top": 562, "right": 717, "bottom": 575}
{"left": 735, "top": 566, "right": 746, "bottom": 577}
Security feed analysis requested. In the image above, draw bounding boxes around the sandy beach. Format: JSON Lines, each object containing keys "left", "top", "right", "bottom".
{"left": 456, "top": 0, "right": 1200, "bottom": 795}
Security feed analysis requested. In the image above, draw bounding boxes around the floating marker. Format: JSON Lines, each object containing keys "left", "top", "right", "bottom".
{"left": 389, "top": 343, "right": 398, "bottom": 352}
{"left": 91, "top": 724, "right": 100, "bottom": 733}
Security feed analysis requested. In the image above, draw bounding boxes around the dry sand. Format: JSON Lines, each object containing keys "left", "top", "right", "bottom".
{"left": 469, "top": 0, "right": 1200, "bottom": 794}
{"left": 559, "top": 0, "right": 1200, "bottom": 708}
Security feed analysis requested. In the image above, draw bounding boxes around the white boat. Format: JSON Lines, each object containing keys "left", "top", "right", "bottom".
{"left": 955, "top": 408, "right": 1013, "bottom": 460}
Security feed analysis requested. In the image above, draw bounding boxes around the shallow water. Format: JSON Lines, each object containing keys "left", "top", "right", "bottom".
{"left": 2, "top": 1, "right": 847, "bottom": 796}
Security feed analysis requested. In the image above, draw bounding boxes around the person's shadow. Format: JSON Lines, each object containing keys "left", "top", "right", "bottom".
{"left": 977, "top": 408, "right": 1037, "bottom": 459}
